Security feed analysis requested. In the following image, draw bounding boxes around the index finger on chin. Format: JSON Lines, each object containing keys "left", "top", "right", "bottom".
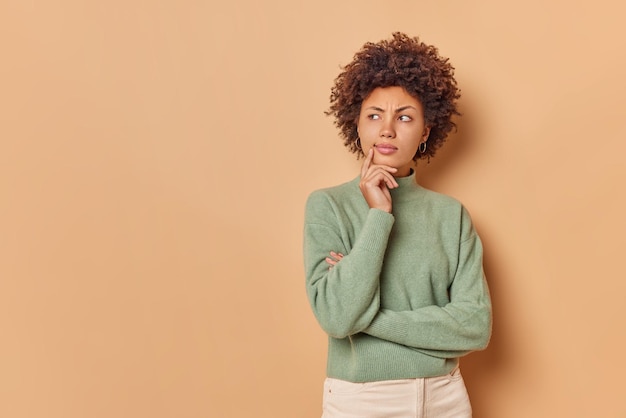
{"left": 361, "top": 148, "right": 373, "bottom": 178}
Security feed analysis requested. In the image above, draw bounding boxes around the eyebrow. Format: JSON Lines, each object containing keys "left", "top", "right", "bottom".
{"left": 365, "top": 105, "right": 417, "bottom": 113}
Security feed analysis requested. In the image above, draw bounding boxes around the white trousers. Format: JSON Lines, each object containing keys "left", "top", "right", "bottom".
{"left": 322, "top": 367, "right": 472, "bottom": 418}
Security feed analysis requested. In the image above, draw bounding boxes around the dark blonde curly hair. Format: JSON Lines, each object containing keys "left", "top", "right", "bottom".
{"left": 326, "top": 32, "right": 461, "bottom": 160}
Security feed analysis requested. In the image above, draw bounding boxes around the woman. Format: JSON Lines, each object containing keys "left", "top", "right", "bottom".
{"left": 303, "top": 33, "right": 492, "bottom": 417}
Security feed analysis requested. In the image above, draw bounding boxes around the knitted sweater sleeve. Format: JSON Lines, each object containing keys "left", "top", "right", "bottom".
{"left": 303, "top": 191, "right": 394, "bottom": 339}
{"left": 363, "top": 207, "right": 492, "bottom": 357}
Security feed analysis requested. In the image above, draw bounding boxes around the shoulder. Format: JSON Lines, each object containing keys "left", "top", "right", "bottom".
{"left": 304, "top": 177, "right": 365, "bottom": 227}
{"left": 417, "top": 186, "right": 476, "bottom": 237}
{"left": 305, "top": 177, "right": 359, "bottom": 209}
{"left": 418, "top": 185, "right": 464, "bottom": 212}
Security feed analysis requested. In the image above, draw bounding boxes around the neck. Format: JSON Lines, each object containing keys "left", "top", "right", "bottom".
{"left": 394, "top": 168, "right": 414, "bottom": 178}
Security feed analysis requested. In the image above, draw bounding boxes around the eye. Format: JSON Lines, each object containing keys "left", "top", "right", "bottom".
{"left": 367, "top": 114, "right": 381, "bottom": 120}
{"left": 398, "top": 115, "right": 412, "bottom": 122}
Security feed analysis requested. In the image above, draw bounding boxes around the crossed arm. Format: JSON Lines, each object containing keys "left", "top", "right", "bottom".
{"left": 305, "top": 149, "right": 491, "bottom": 356}
{"left": 322, "top": 235, "right": 491, "bottom": 357}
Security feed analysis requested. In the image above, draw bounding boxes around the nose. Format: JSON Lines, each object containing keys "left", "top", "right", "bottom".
{"left": 380, "top": 120, "right": 395, "bottom": 138}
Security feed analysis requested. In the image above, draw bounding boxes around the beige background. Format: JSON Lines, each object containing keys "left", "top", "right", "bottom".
{"left": 1, "top": 1, "right": 625, "bottom": 417}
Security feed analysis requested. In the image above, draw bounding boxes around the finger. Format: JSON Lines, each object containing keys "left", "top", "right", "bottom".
{"left": 360, "top": 148, "right": 374, "bottom": 178}
{"left": 330, "top": 251, "right": 344, "bottom": 261}
{"left": 364, "top": 164, "right": 398, "bottom": 176}
{"left": 363, "top": 167, "right": 399, "bottom": 189}
{"left": 383, "top": 171, "right": 399, "bottom": 189}
{"left": 375, "top": 169, "right": 399, "bottom": 189}
{"left": 325, "top": 257, "right": 338, "bottom": 266}
{"left": 382, "top": 184, "right": 392, "bottom": 201}
{"left": 371, "top": 163, "right": 398, "bottom": 172}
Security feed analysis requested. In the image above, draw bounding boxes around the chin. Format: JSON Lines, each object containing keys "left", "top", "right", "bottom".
{"left": 374, "top": 154, "right": 409, "bottom": 168}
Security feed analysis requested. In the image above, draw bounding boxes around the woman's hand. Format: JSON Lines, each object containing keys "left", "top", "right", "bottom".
{"left": 359, "top": 148, "right": 398, "bottom": 213}
{"left": 325, "top": 251, "right": 344, "bottom": 270}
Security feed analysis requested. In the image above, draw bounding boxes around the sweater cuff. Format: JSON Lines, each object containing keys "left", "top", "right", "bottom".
{"left": 356, "top": 209, "right": 394, "bottom": 255}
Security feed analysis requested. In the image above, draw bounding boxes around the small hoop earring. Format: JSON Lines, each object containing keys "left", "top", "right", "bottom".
{"left": 356, "top": 138, "right": 362, "bottom": 150}
{"left": 419, "top": 141, "right": 427, "bottom": 154}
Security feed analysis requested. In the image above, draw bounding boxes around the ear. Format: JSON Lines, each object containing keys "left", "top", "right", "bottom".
{"left": 422, "top": 126, "right": 431, "bottom": 141}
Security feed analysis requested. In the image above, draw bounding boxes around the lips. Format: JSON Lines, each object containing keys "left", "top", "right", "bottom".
{"left": 374, "top": 143, "right": 398, "bottom": 155}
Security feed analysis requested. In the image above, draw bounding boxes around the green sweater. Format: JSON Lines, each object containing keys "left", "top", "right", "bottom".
{"left": 303, "top": 173, "right": 492, "bottom": 382}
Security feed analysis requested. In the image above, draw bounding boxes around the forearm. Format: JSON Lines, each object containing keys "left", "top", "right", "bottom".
{"left": 306, "top": 249, "right": 381, "bottom": 338}
{"left": 304, "top": 208, "right": 394, "bottom": 338}
{"left": 363, "top": 302, "right": 492, "bottom": 352}
{"left": 364, "top": 216, "right": 493, "bottom": 355}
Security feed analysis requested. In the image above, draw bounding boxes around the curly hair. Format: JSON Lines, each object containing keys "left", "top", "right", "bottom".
{"left": 326, "top": 32, "right": 461, "bottom": 160}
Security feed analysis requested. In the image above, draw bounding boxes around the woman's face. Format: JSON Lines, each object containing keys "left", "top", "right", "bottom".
{"left": 357, "top": 86, "right": 430, "bottom": 177}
